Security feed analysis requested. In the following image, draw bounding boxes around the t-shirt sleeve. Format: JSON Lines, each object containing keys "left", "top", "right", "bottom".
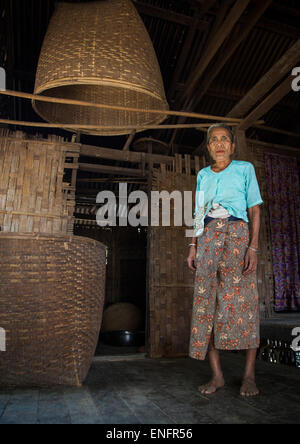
{"left": 245, "top": 163, "right": 263, "bottom": 208}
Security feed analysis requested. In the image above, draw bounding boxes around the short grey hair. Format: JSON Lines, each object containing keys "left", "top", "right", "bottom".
{"left": 207, "top": 123, "right": 234, "bottom": 144}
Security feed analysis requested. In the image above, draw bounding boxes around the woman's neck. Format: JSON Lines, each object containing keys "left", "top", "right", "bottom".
{"left": 212, "top": 159, "right": 232, "bottom": 171}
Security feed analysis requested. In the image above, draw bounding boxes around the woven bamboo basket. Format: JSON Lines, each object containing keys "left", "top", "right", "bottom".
{"left": 32, "top": 0, "right": 168, "bottom": 136}
{"left": 0, "top": 233, "right": 106, "bottom": 387}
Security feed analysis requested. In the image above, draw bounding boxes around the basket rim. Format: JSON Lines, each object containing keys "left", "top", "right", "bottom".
{"left": 0, "top": 232, "right": 107, "bottom": 249}
{"left": 33, "top": 78, "right": 168, "bottom": 105}
{"left": 32, "top": 83, "right": 169, "bottom": 135}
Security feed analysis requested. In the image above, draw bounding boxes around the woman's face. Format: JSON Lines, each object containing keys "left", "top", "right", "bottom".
{"left": 207, "top": 127, "right": 235, "bottom": 163}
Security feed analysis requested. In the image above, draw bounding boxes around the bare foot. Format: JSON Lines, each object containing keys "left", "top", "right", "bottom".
{"left": 198, "top": 376, "right": 225, "bottom": 395}
{"left": 240, "top": 378, "right": 259, "bottom": 397}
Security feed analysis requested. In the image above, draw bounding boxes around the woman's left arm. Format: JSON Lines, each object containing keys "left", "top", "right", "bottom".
{"left": 243, "top": 204, "right": 260, "bottom": 276}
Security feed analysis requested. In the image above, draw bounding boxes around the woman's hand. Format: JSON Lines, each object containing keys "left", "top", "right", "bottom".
{"left": 243, "top": 248, "right": 258, "bottom": 276}
{"left": 187, "top": 246, "right": 197, "bottom": 271}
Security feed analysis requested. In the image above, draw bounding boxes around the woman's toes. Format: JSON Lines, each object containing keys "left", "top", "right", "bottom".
{"left": 240, "top": 378, "right": 259, "bottom": 397}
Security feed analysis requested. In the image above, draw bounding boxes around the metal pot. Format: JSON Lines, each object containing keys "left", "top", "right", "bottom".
{"left": 101, "top": 330, "right": 145, "bottom": 347}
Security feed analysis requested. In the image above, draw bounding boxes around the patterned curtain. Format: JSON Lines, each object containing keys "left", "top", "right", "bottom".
{"left": 264, "top": 152, "right": 300, "bottom": 312}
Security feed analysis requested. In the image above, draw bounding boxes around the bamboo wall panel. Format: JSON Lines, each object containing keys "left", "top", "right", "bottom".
{"left": 148, "top": 154, "right": 203, "bottom": 358}
{"left": 0, "top": 130, "right": 79, "bottom": 234}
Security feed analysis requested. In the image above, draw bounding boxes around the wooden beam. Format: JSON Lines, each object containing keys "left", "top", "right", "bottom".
{"left": 183, "top": 0, "right": 251, "bottom": 101}
{"left": 228, "top": 38, "right": 300, "bottom": 118}
{"left": 79, "top": 143, "right": 202, "bottom": 174}
{"left": 80, "top": 143, "right": 175, "bottom": 167}
{"left": 246, "top": 138, "right": 300, "bottom": 157}
{"left": 79, "top": 163, "right": 145, "bottom": 177}
{"left": 235, "top": 129, "right": 252, "bottom": 162}
{"left": 253, "top": 124, "right": 300, "bottom": 139}
{"left": 133, "top": 1, "right": 203, "bottom": 27}
{"left": 77, "top": 178, "right": 147, "bottom": 183}
{"left": 237, "top": 75, "right": 293, "bottom": 131}
{"left": 204, "top": 7, "right": 300, "bottom": 39}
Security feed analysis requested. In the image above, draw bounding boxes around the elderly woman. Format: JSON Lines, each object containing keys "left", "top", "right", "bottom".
{"left": 187, "top": 123, "right": 263, "bottom": 397}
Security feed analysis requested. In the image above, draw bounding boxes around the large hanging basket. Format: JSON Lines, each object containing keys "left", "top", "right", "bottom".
{"left": 0, "top": 233, "right": 106, "bottom": 387}
{"left": 33, "top": 0, "right": 169, "bottom": 136}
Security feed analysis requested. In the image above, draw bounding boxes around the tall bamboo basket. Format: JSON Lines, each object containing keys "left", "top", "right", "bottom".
{"left": 0, "top": 233, "right": 106, "bottom": 387}
{"left": 33, "top": 0, "right": 169, "bottom": 136}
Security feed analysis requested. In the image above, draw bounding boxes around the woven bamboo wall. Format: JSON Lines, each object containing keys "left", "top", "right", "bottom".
{"left": 0, "top": 129, "right": 79, "bottom": 234}
{"left": 242, "top": 140, "right": 273, "bottom": 318}
{"left": 148, "top": 154, "right": 204, "bottom": 358}
{"left": 245, "top": 139, "right": 300, "bottom": 318}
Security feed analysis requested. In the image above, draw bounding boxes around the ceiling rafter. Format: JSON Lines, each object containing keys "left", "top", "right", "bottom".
{"left": 237, "top": 75, "right": 294, "bottom": 131}
{"left": 182, "top": 0, "right": 251, "bottom": 102}
{"left": 185, "top": 0, "right": 274, "bottom": 111}
{"left": 1, "top": 0, "right": 300, "bottom": 153}
{"left": 169, "top": 0, "right": 272, "bottom": 149}
{"left": 133, "top": 1, "right": 203, "bottom": 27}
{"left": 227, "top": 38, "right": 300, "bottom": 118}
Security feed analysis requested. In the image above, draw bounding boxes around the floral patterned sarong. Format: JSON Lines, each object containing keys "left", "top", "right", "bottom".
{"left": 189, "top": 217, "right": 260, "bottom": 360}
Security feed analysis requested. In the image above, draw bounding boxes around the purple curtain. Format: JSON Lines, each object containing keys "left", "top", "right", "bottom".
{"left": 264, "top": 152, "right": 300, "bottom": 311}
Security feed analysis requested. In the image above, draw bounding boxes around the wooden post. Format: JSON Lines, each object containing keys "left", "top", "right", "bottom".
{"left": 235, "top": 129, "right": 253, "bottom": 162}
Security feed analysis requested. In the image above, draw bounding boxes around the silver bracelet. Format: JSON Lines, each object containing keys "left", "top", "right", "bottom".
{"left": 189, "top": 243, "right": 197, "bottom": 247}
{"left": 248, "top": 246, "right": 260, "bottom": 253}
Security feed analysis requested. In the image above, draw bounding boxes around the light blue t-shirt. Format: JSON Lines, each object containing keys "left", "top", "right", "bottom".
{"left": 194, "top": 160, "right": 263, "bottom": 234}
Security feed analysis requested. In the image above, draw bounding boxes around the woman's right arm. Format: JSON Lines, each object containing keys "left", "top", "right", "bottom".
{"left": 187, "top": 236, "right": 197, "bottom": 271}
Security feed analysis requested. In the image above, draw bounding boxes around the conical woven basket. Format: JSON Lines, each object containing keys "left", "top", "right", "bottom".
{"left": 33, "top": 0, "right": 168, "bottom": 136}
